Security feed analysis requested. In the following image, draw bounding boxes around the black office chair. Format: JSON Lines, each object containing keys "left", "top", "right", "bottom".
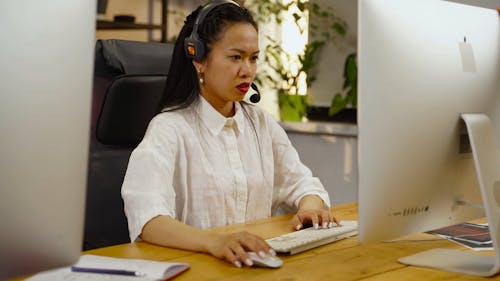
{"left": 84, "top": 39, "right": 174, "bottom": 250}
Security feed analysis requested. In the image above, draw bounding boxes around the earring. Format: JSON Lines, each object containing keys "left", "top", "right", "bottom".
{"left": 198, "top": 70, "right": 205, "bottom": 85}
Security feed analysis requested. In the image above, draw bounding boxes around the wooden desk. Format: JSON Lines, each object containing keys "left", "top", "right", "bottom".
{"left": 75, "top": 203, "right": 497, "bottom": 281}
{"left": 16, "top": 203, "right": 498, "bottom": 280}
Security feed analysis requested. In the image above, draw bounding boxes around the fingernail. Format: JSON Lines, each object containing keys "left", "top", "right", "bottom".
{"left": 322, "top": 222, "right": 328, "bottom": 229}
{"left": 296, "top": 224, "right": 302, "bottom": 230}
{"left": 234, "top": 261, "right": 242, "bottom": 268}
{"left": 314, "top": 223, "right": 319, "bottom": 229}
{"left": 258, "top": 251, "right": 267, "bottom": 258}
{"left": 269, "top": 249, "right": 277, "bottom": 256}
{"left": 245, "top": 258, "right": 253, "bottom": 267}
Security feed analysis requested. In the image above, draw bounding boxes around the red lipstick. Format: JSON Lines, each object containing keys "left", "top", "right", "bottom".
{"left": 237, "top": 82, "right": 250, "bottom": 93}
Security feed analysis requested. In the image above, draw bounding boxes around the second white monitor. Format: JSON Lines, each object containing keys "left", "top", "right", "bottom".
{"left": 358, "top": 0, "right": 500, "bottom": 243}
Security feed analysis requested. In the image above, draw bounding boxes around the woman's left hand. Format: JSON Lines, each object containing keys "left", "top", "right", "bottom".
{"left": 291, "top": 195, "right": 340, "bottom": 230}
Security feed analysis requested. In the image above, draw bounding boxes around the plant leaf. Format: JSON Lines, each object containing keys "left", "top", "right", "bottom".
{"left": 329, "top": 94, "right": 347, "bottom": 116}
{"left": 332, "top": 22, "right": 346, "bottom": 36}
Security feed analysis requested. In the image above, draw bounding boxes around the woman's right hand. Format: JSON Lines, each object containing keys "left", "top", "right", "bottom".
{"left": 205, "top": 231, "right": 276, "bottom": 268}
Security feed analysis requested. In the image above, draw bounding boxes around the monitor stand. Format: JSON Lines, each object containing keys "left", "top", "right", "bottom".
{"left": 398, "top": 113, "right": 500, "bottom": 277}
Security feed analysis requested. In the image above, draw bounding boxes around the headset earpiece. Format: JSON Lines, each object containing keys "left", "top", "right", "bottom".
{"left": 184, "top": 33, "right": 205, "bottom": 60}
{"left": 184, "top": 0, "right": 239, "bottom": 60}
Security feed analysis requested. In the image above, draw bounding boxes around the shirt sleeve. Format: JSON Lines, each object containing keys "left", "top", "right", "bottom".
{"left": 267, "top": 116, "right": 331, "bottom": 212}
{"left": 121, "top": 114, "right": 179, "bottom": 242}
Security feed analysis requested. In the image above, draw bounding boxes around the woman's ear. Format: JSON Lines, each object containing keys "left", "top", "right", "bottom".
{"left": 192, "top": 60, "right": 204, "bottom": 74}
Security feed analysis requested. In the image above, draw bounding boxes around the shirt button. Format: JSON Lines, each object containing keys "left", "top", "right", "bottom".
{"left": 225, "top": 118, "right": 235, "bottom": 128}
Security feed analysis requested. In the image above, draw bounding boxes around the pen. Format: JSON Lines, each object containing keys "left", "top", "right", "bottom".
{"left": 71, "top": 266, "right": 146, "bottom": 277}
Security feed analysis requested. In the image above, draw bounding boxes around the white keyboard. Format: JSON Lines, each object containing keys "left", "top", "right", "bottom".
{"left": 266, "top": 220, "right": 358, "bottom": 255}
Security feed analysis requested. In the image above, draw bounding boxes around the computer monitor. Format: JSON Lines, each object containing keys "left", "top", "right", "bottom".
{"left": 0, "top": 1, "right": 95, "bottom": 279}
{"left": 358, "top": 0, "right": 500, "bottom": 276}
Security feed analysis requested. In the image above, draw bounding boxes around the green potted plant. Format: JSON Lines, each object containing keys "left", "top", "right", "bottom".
{"left": 306, "top": 52, "right": 357, "bottom": 123}
{"left": 328, "top": 52, "right": 357, "bottom": 121}
{"left": 260, "top": 37, "right": 325, "bottom": 121}
{"left": 249, "top": 0, "right": 347, "bottom": 121}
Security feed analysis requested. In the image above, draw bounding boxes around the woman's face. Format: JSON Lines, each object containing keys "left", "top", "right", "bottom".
{"left": 194, "top": 22, "right": 259, "bottom": 116}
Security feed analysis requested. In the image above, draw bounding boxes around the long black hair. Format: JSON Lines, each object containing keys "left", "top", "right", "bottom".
{"left": 157, "top": 2, "right": 258, "bottom": 113}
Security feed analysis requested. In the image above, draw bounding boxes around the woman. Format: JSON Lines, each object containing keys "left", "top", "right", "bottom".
{"left": 121, "top": 0, "right": 338, "bottom": 268}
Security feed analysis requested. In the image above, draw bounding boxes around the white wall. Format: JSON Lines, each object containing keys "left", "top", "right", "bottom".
{"left": 289, "top": 133, "right": 358, "bottom": 206}
{"left": 308, "top": 0, "right": 357, "bottom": 108}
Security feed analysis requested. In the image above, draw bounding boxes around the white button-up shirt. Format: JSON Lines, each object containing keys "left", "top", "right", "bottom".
{"left": 122, "top": 96, "right": 330, "bottom": 242}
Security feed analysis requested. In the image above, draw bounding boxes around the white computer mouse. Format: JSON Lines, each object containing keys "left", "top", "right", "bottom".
{"left": 247, "top": 252, "right": 283, "bottom": 268}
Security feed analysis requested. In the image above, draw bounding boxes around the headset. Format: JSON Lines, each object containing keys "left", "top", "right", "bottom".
{"left": 184, "top": 0, "right": 261, "bottom": 103}
{"left": 184, "top": 0, "right": 239, "bottom": 61}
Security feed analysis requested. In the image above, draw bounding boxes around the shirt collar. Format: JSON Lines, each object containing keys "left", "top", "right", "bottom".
{"left": 195, "top": 96, "right": 246, "bottom": 136}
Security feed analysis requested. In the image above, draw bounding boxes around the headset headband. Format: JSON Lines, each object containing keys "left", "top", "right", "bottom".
{"left": 184, "top": 0, "right": 240, "bottom": 60}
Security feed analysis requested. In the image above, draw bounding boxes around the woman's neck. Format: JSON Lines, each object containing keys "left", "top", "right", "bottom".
{"left": 200, "top": 94, "right": 235, "bottom": 117}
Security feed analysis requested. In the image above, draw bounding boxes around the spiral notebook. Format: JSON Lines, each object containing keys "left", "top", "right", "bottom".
{"left": 26, "top": 254, "right": 190, "bottom": 281}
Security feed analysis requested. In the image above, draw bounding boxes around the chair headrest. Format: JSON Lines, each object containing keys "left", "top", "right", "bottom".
{"left": 94, "top": 39, "right": 173, "bottom": 76}
{"left": 94, "top": 39, "right": 174, "bottom": 147}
